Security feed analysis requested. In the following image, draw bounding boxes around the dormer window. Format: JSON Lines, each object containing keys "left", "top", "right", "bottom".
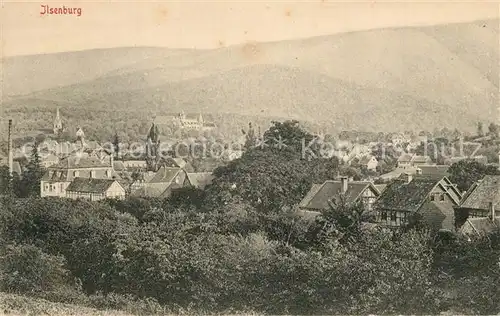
{"left": 90, "top": 170, "right": 96, "bottom": 178}
{"left": 106, "top": 170, "right": 112, "bottom": 178}
{"left": 73, "top": 171, "right": 79, "bottom": 177}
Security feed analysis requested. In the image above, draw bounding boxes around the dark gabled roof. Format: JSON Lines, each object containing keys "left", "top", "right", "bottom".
{"left": 299, "top": 180, "right": 377, "bottom": 210}
{"left": 50, "top": 156, "right": 111, "bottom": 169}
{"left": 374, "top": 175, "right": 443, "bottom": 212}
{"left": 460, "top": 217, "right": 500, "bottom": 236}
{"left": 66, "top": 177, "right": 119, "bottom": 193}
{"left": 149, "top": 167, "right": 182, "bottom": 183}
{"left": 418, "top": 165, "right": 450, "bottom": 178}
{"left": 459, "top": 175, "right": 500, "bottom": 211}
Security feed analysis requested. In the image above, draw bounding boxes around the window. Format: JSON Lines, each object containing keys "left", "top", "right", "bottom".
{"left": 430, "top": 195, "right": 435, "bottom": 201}
{"left": 391, "top": 212, "right": 397, "bottom": 222}
{"left": 381, "top": 211, "right": 387, "bottom": 221}
{"left": 73, "top": 171, "right": 79, "bottom": 177}
{"left": 440, "top": 194, "right": 445, "bottom": 202}
{"left": 90, "top": 171, "right": 96, "bottom": 178}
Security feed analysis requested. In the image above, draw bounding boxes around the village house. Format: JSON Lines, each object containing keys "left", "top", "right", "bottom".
{"left": 40, "top": 156, "right": 116, "bottom": 198}
{"left": 454, "top": 175, "right": 500, "bottom": 229}
{"left": 411, "top": 155, "right": 434, "bottom": 167}
{"left": 357, "top": 155, "right": 378, "bottom": 171}
{"left": 122, "top": 159, "right": 148, "bottom": 170}
{"left": 40, "top": 153, "right": 59, "bottom": 168}
{"left": 459, "top": 202, "right": 500, "bottom": 237}
{"left": 130, "top": 166, "right": 190, "bottom": 198}
{"left": 397, "top": 154, "right": 414, "bottom": 168}
{"left": 186, "top": 172, "right": 215, "bottom": 189}
{"left": 417, "top": 165, "right": 450, "bottom": 178}
{"left": 65, "top": 178, "right": 125, "bottom": 201}
{"left": 299, "top": 176, "right": 381, "bottom": 214}
{"left": 374, "top": 173, "right": 463, "bottom": 231}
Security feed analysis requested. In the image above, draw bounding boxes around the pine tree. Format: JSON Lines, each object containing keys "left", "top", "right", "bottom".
{"left": 18, "top": 142, "right": 45, "bottom": 197}
{"left": 113, "top": 132, "right": 120, "bottom": 159}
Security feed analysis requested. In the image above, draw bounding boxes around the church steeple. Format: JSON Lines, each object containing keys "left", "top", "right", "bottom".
{"left": 53, "top": 108, "right": 63, "bottom": 135}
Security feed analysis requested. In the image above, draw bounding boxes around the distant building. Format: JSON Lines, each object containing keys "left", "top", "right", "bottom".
{"left": 186, "top": 172, "right": 215, "bottom": 189}
{"left": 40, "top": 154, "right": 59, "bottom": 168}
{"left": 130, "top": 166, "right": 190, "bottom": 198}
{"left": 66, "top": 178, "right": 125, "bottom": 201}
{"left": 53, "top": 108, "right": 63, "bottom": 135}
{"left": 397, "top": 154, "right": 414, "bottom": 168}
{"left": 299, "top": 176, "right": 381, "bottom": 213}
{"left": 411, "top": 155, "right": 433, "bottom": 167}
{"left": 357, "top": 155, "right": 378, "bottom": 171}
{"left": 374, "top": 174, "right": 463, "bottom": 231}
{"left": 154, "top": 112, "right": 217, "bottom": 131}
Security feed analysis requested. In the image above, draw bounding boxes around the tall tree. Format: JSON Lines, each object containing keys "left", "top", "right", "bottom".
{"left": 17, "top": 143, "right": 45, "bottom": 197}
{"left": 113, "top": 132, "right": 120, "bottom": 159}
{"left": 448, "top": 159, "right": 500, "bottom": 192}
{"left": 477, "top": 122, "right": 484, "bottom": 137}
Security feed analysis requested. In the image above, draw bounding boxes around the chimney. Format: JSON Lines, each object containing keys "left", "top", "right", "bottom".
{"left": 340, "top": 176, "right": 349, "bottom": 193}
{"left": 489, "top": 202, "right": 496, "bottom": 221}
{"left": 7, "top": 119, "right": 13, "bottom": 177}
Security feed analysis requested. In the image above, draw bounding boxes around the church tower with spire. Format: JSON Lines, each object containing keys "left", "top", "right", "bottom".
{"left": 53, "top": 108, "right": 63, "bottom": 135}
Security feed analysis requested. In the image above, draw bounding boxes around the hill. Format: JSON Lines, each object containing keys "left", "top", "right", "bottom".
{"left": 1, "top": 19, "right": 498, "bottom": 134}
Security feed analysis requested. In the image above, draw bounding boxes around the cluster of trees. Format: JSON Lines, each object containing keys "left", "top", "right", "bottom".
{"left": 2, "top": 120, "right": 500, "bottom": 314}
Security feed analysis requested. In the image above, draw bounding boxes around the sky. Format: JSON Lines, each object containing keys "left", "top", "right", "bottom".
{"left": 1, "top": 1, "right": 499, "bottom": 56}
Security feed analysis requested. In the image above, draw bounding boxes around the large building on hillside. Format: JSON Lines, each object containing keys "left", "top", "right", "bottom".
{"left": 154, "top": 112, "right": 217, "bottom": 131}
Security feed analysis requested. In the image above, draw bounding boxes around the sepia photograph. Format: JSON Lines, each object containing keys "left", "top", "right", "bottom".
{"left": 0, "top": 1, "right": 499, "bottom": 315}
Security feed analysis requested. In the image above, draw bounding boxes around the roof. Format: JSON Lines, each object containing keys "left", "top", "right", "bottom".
{"left": 380, "top": 167, "right": 419, "bottom": 180}
{"left": 397, "top": 154, "right": 413, "bottom": 162}
{"left": 460, "top": 217, "right": 500, "bottom": 236}
{"left": 66, "top": 177, "right": 120, "bottom": 194}
{"left": 374, "top": 184, "right": 387, "bottom": 193}
{"left": 299, "top": 180, "right": 377, "bottom": 210}
{"left": 12, "top": 161, "right": 22, "bottom": 175}
{"left": 459, "top": 175, "right": 500, "bottom": 211}
{"left": 374, "top": 175, "right": 444, "bottom": 213}
{"left": 164, "top": 157, "right": 187, "bottom": 168}
{"left": 50, "top": 156, "right": 111, "bottom": 169}
{"left": 411, "top": 155, "right": 432, "bottom": 163}
{"left": 186, "top": 172, "right": 215, "bottom": 189}
{"left": 418, "top": 165, "right": 450, "bottom": 178}
{"left": 359, "top": 155, "right": 375, "bottom": 165}
{"left": 149, "top": 167, "right": 182, "bottom": 183}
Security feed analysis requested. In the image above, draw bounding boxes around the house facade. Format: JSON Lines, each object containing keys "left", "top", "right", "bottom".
{"left": 454, "top": 175, "right": 500, "bottom": 228}
{"left": 66, "top": 178, "right": 125, "bottom": 201}
{"left": 40, "top": 156, "right": 115, "bottom": 198}
{"left": 374, "top": 173, "right": 462, "bottom": 231}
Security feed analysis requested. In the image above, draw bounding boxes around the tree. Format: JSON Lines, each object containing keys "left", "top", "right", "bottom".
{"left": 488, "top": 123, "right": 499, "bottom": 139}
{"left": 478, "top": 122, "right": 484, "bottom": 137}
{"left": 241, "top": 122, "right": 257, "bottom": 150}
{"left": 16, "top": 143, "right": 45, "bottom": 197}
{"left": 448, "top": 159, "right": 500, "bottom": 192}
{"left": 113, "top": 132, "right": 120, "bottom": 159}
{"left": 263, "top": 120, "right": 314, "bottom": 155}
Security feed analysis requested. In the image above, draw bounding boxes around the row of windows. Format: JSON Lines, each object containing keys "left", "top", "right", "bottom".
{"left": 378, "top": 211, "right": 409, "bottom": 226}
